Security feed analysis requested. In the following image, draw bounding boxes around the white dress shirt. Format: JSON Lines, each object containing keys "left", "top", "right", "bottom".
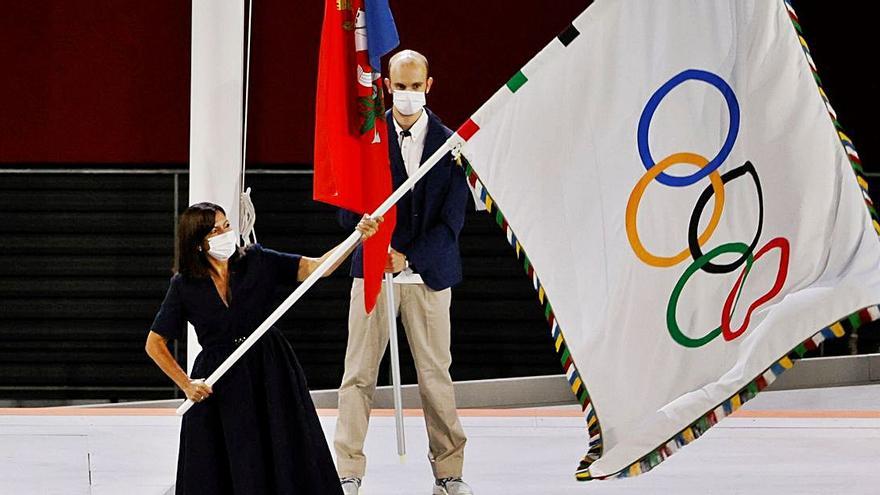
{"left": 390, "top": 110, "right": 429, "bottom": 284}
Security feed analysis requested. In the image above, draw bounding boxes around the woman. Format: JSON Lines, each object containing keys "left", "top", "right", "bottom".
{"left": 145, "top": 202, "right": 381, "bottom": 494}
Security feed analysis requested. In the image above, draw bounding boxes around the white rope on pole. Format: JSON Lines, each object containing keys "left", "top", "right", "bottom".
{"left": 241, "top": 0, "right": 253, "bottom": 187}
{"left": 177, "top": 135, "right": 463, "bottom": 415}
{"left": 239, "top": 187, "right": 258, "bottom": 245}
{"left": 239, "top": 0, "right": 257, "bottom": 247}
{"left": 384, "top": 272, "right": 407, "bottom": 459}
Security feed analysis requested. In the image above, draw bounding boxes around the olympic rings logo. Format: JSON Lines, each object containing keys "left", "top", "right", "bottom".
{"left": 625, "top": 69, "right": 791, "bottom": 348}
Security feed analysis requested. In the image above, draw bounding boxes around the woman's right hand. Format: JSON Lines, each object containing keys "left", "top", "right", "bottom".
{"left": 183, "top": 378, "right": 213, "bottom": 403}
{"left": 357, "top": 215, "right": 383, "bottom": 240}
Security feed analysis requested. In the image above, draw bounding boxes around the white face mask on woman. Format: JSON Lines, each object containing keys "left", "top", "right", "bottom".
{"left": 392, "top": 90, "right": 426, "bottom": 116}
{"left": 206, "top": 230, "right": 238, "bottom": 261}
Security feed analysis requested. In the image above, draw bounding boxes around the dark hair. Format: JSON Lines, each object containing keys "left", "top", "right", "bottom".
{"left": 175, "top": 202, "right": 241, "bottom": 278}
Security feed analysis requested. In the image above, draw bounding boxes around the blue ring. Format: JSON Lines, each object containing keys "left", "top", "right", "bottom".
{"left": 637, "top": 69, "right": 740, "bottom": 187}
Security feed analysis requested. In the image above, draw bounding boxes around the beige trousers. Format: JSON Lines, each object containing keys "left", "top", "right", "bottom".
{"left": 334, "top": 278, "right": 467, "bottom": 479}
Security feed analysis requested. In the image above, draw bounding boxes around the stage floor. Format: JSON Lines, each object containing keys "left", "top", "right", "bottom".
{"left": 1, "top": 384, "right": 878, "bottom": 494}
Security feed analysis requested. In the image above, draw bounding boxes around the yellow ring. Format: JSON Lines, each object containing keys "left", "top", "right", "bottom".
{"left": 625, "top": 152, "right": 725, "bottom": 267}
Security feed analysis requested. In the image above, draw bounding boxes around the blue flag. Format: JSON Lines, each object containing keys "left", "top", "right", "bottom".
{"left": 365, "top": 0, "right": 399, "bottom": 70}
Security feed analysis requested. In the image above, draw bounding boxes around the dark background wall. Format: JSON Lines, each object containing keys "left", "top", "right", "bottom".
{"left": 0, "top": 0, "right": 592, "bottom": 163}
{"left": 1, "top": 1, "right": 878, "bottom": 401}
{"left": 1, "top": 171, "right": 559, "bottom": 401}
{"left": 2, "top": 1, "right": 874, "bottom": 168}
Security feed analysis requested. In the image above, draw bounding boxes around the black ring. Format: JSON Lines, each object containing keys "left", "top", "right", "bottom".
{"left": 687, "top": 161, "right": 763, "bottom": 274}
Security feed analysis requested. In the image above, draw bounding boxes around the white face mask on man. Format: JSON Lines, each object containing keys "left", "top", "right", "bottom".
{"left": 392, "top": 90, "right": 426, "bottom": 116}
{"left": 206, "top": 230, "right": 238, "bottom": 261}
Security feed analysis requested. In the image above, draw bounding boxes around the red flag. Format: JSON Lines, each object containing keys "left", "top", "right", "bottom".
{"left": 314, "top": 0, "right": 397, "bottom": 313}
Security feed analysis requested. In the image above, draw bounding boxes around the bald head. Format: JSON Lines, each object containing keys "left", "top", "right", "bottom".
{"left": 388, "top": 49, "right": 429, "bottom": 75}
{"left": 385, "top": 49, "right": 434, "bottom": 99}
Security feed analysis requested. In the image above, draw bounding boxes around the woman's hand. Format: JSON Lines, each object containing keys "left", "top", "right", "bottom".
{"left": 357, "top": 215, "right": 383, "bottom": 240}
{"left": 183, "top": 378, "right": 213, "bottom": 403}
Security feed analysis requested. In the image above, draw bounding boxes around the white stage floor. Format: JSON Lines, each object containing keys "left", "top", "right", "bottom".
{"left": 1, "top": 384, "right": 878, "bottom": 494}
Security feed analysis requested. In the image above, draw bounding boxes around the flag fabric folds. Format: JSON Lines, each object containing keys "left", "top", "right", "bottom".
{"left": 453, "top": 0, "right": 880, "bottom": 479}
{"left": 364, "top": 0, "right": 399, "bottom": 71}
{"left": 314, "top": 0, "right": 399, "bottom": 312}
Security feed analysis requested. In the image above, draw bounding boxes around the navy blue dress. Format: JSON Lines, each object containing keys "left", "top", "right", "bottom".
{"left": 151, "top": 244, "right": 342, "bottom": 495}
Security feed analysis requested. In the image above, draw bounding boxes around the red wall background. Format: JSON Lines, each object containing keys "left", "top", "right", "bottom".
{"left": 0, "top": 2, "right": 191, "bottom": 163}
{"left": 2, "top": 2, "right": 875, "bottom": 167}
{"left": 0, "top": 1, "right": 590, "bottom": 164}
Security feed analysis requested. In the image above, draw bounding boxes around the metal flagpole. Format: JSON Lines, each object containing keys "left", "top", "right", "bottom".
{"left": 383, "top": 272, "right": 407, "bottom": 460}
{"left": 176, "top": 136, "right": 462, "bottom": 415}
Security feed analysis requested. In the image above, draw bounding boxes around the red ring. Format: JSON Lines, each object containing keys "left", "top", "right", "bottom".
{"left": 721, "top": 237, "right": 790, "bottom": 341}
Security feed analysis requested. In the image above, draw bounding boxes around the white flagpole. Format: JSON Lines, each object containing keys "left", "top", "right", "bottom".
{"left": 384, "top": 272, "right": 407, "bottom": 459}
{"left": 177, "top": 136, "right": 462, "bottom": 415}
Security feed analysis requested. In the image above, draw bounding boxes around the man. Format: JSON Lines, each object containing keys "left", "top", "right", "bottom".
{"left": 335, "top": 50, "right": 473, "bottom": 495}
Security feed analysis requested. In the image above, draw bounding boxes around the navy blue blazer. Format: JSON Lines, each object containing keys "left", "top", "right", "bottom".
{"left": 338, "top": 108, "right": 469, "bottom": 291}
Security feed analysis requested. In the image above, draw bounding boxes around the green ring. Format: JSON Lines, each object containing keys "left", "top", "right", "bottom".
{"left": 666, "top": 242, "right": 754, "bottom": 348}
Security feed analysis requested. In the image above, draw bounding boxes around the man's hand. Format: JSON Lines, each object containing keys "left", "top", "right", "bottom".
{"left": 386, "top": 249, "right": 407, "bottom": 273}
